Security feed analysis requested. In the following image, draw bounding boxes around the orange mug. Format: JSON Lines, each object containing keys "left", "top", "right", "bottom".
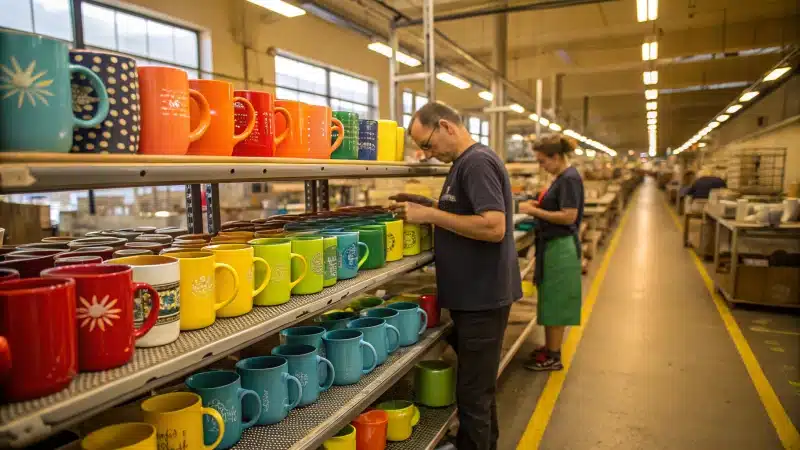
{"left": 138, "top": 67, "right": 211, "bottom": 155}
{"left": 188, "top": 79, "right": 255, "bottom": 156}
{"left": 274, "top": 100, "right": 311, "bottom": 158}
{"left": 308, "top": 105, "right": 344, "bottom": 159}
{"left": 352, "top": 409, "right": 388, "bottom": 450}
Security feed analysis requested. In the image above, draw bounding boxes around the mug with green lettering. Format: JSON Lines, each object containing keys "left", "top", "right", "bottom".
{"left": 403, "top": 223, "right": 421, "bottom": 256}
{"left": 321, "top": 234, "right": 338, "bottom": 287}
{"left": 249, "top": 238, "right": 307, "bottom": 306}
{"left": 374, "top": 218, "right": 404, "bottom": 262}
{"left": 290, "top": 236, "right": 324, "bottom": 295}
{"left": 352, "top": 226, "right": 385, "bottom": 270}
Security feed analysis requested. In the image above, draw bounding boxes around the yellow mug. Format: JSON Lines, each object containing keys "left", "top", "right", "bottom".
{"left": 323, "top": 424, "right": 356, "bottom": 450}
{"left": 202, "top": 244, "right": 270, "bottom": 318}
{"left": 141, "top": 392, "right": 225, "bottom": 450}
{"left": 377, "top": 120, "right": 398, "bottom": 162}
{"left": 396, "top": 127, "right": 405, "bottom": 161}
{"left": 403, "top": 223, "right": 421, "bottom": 256}
{"left": 81, "top": 423, "right": 156, "bottom": 450}
{"left": 377, "top": 400, "right": 419, "bottom": 441}
{"left": 377, "top": 219, "right": 404, "bottom": 262}
{"left": 168, "top": 251, "right": 240, "bottom": 330}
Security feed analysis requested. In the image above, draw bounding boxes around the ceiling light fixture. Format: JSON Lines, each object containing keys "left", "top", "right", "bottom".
{"left": 643, "top": 70, "right": 659, "bottom": 85}
{"left": 698, "top": 142, "right": 707, "bottom": 148}
{"left": 528, "top": 113, "right": 539, "bottom": 121}
{"left": 645, "top": 89, "right": 658, "bottom": 100}
{"left": 642, "top": 41, "right": 658, "bottom": 61}
{"left": 539, "top": 117, "right": 550, "bottom": 126}
{"left": 726, "top": 104, "right": 743, "bottom": 113}
{"left": 574, "top": 148, "right": 584, "bottom": 156}
{"left": 436, "top": 72, "right": 471, "bottom": 89}
{"left": 716, "top": 114, "right": 730, "bottom": 122}
{"left": 647, "top": 118, "right": 657, "bottom": 125}
{"left": 478, "top": 90, "right": 494, "bottom": 101}
{"left": 647, "top": 124, "right": 657, "bottom": 130}
{"left": 763, "top": 66, "right": 791, "bottom": 82}
{"left": 510, "top": 134, "right": 524, "bottom": 141}
{"left": 646, "top": 111, "right": 657, "bottom": 119}
{"left": 646, "top": 101, "right": 657, "bottom": 110}
{"left": 708, "top": 121, "right": 720, "bottom": 129}
{"left": 509, "top": 103, "right": 525, "bottom": 113}
{"left": 637, "top": 0, "right": 657, "bottom": 22}
{"left": 247, "top": 0, "right": 306, "bottom": 17}
{"left": 367, "top": 42, "right": 421, "bottom": 67}
{"left": 549, "top": 123, "right": 562, "bottom": 131}
{"left": 739, "top": 91, "right": 759, "bottom": 102}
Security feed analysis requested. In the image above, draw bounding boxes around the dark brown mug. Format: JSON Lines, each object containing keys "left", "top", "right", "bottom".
{"left": 113, "top": 249, "right": 153, "bottom": 258}
{"left": 135, "top": 234, "right": 173, "bottom": 245}
{"left": 41, "top": 236, "right": 77, "bottom": 244}
{"left": 125, "top": 241, "right": 169, "bottom": 254}
{"left": 68, "top": 237, "right": 127, "bottom": 251}
{"left": 54, "top": 255, "right": 103, "bottom": 266}
{"left": 99, "top": 231, "right": 143, "bottom": 242}
{"left": 0, "top": 250, "right": 66, "bottom": 277}
{"left": 155, "top": 227, "right": 189, "bottom": 239}
{"left": 133, "top": 226, "right": 158, "bottom": 234}
{"left": 61, "top": 246, "right": 116, "bottom": 261}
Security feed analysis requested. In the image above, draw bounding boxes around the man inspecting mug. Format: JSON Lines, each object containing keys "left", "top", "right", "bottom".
{"left": 391, "top": 102, "right": 521, "bottom": 450}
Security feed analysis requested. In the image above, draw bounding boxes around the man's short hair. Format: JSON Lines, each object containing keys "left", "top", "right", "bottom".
{"left": 410, "top": 102, "right": 462, "bottom": 129}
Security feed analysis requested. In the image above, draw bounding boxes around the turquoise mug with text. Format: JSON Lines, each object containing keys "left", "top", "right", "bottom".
{"left": 386, "top": 302, "right": 428, "bottom": 346}
{"left": 236, "top": 356, "right": 303, "bottom": 426}
{"left": 271, "top": 344, "right": 334, "bottom": 407}
{"left": 323, "top": 329, "right": 377, "bottom": 386}
{"left": 347, "top": 317, "right": 400, "bottom": 366}
{"left": 322, "top": 231, "right": 369, "bottom": 280}
{"left": 280, "top": 325, "right": 327, "bottom": 356}
{"left": 0, "top": 30, "right": 109, "bottom": 152}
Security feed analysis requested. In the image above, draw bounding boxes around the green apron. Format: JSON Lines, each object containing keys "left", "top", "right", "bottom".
{"left": 536, "top": 235, "right": 582, "bottom": 326}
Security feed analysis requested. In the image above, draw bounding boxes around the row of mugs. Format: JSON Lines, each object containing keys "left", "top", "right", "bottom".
{"left": 1, "top": 29, "right": 405, "bottom": 160}
{"left": 324, "top": 401, "right": 419, "bottom": 450}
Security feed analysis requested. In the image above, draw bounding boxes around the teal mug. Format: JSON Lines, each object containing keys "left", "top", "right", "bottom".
{"left": 361, "top": 307, "right": 402, "bottom": 332}
{"left": 271, "top": 344, "right": 334, "bottom": 407}
{"left": 0, "top": 30, "right": 109, "bottom": 152}
{"left": 323, "top": 329, "right": 377, "bottom": 386}
{"left": 386, "top": 302, "right": 428, "bottom": 346}
{"left": 236, "top": 356, "right": 303, "bottom": 426}
{"left": 184, "top": 370, "right": 262, "bottom": 450}
{"left": 347, "top": 317, "right": 400, "bottom": 366}
{"left": 322, "top": 231, "right": 369, "bottom": 280}
{"left": 280, "top": 325, "right": 326, "bottom": 356}
{"left": 316, "top": 311, "right": 358, "bottom": 331}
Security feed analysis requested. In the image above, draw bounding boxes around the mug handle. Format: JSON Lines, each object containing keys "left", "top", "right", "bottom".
{"left": 386, "top": 324, "right": 400, "bottom": 353}
{"left": 411, "top": 405, "right": 420, "bottom": 427}
{"left": 356, "top": 242, "right": 370, "bottom": 269}
{"left": 360, "top": 340, "right": 377, "bottom": 374}
{"left": 131, "top": 282, "right": 161, "bottom": 339}
{"left": 213, "top": 262, "right": 240, "bottom": 311}
{"left": 252, "top": 257, "right": 270, "bottom": 297}
{"left": 417, "top": 308, "right": 428, "bottom": 336}
{"left": 201, "top": 406, "right": 226, "bottom": 450}
{"left": 329, "top": 118, "right": 344, "bottom": 153}
{"left": 238, "top": 387, "right": 262, "bottom": 430}
{"left": 233, "top": 97, "right": 256, "bottom": 144}
{"left": 0, "top": 336, "right": 11, "bottom": 377}
{"left": 70, "top": 65, "right": 109, "bottom": 128}
{"left": 317, "top": 355, "right": 335, "bottom": 392}
{"left": 274, "top": 107, "right": 292, "bottom": 145}
{"left": 188, "top": 89, "right": 211, "bottom": 142}
{"left": 288, "top": 253, "right": 308, "bottom": 290}
{"left": 283, "top": 372, "right": 303, "bottom": 410}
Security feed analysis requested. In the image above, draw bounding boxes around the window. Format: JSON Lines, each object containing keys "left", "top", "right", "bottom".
{"left": 402, "top": 90, "right": 428, "bottom": 128}
{"left": 467, "top": 116, "right": 490, "bottom": 146}
{"left": 275, "top": 54, "right": 377, "bottom": 119}
{"left": 0, "top": 0, "right": 73, "bottom": 41}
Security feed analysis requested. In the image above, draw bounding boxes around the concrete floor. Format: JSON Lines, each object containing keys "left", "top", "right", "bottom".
{"left": 496, "top": 178, "right": 797, "bottom": 450}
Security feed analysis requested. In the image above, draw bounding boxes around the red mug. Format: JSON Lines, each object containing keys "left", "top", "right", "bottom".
{"left": 233, "top": 90, "right": 292, "bottom": 157}
{"left": 41, "top": 264, "right": 160, "bottom": 371}
{"left": 0, "top": 277, "right": 78, "bottom": 402}
{"left": 0, "top": 268, "right": 20, "bottom": 283}
{"left": 0, "top": 249, "right": 66, "bottom": 278}
{"left": 419, "top": 294, "right": 440, "bottom": 328}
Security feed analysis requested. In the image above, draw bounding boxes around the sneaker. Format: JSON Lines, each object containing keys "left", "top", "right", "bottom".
{"left": 529, "top": 346, "right": 547, "bottom": 360}
{"left": 524, "top": 355, "right": 563, "bottom": 371}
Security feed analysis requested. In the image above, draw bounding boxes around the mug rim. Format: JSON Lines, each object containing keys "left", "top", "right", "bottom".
{"left": 0, "top": 277, "right": 74, "bottom": 295}
{"left": 333, "top": 424, "right": 356, "bottom": 437}
{"left": 347, "top": 317, "right": 384, "bottom": 329}
{"left": 42, "top": 263, "right": 130, "bottom": 279}
{"left": 272, "top": 343, "right": 316, "bottom": 356}
{"left": 364, "top": 307, "right": 399, "bottom": 318}
{"left": 185, "top": 370, "right": 240, "bottom": 391}
{"left": 281, "top": 325, "right": 326, "bottom": 336}
{"left": 104, "top": 255, "right": 178, "bottom": 266}
{"left": 323, "top": 329, "right": 362, "bottom": 341}
{"left": 387, "top": 302, "right": 419, "bottom": 311}
{"left": 236, "top": 355, "right": 287, "bottom": 371}
{"left": 164, "top": 251, "right": 214, "bottom": 259}
{"left": 202, "top": 243, "right": 251, "bottom": 252}
{"left": 376, "top": 399, "right": 414, "bottom": 411}
{"left": 248, "top": 238, "right": 292, "bottom": 246}
{"left": 81, "top": 422, "right": 156, "bottom": 448}
{"left": 140, "top": 392, "right": 202, "bottom": 414}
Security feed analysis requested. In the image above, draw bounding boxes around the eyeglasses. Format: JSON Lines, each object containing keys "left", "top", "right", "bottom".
{"left": 419, "top": 123, "right": 439, "bottom": 151}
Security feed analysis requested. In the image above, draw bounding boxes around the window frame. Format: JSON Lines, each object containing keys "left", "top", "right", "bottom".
{"left": 402, "top": 89, "right": 428, "bottom": 128}
{"left": 466, "top": 115, "right": 490, "bottom": 146}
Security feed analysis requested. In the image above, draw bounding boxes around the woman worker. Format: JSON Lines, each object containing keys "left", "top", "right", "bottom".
{"left": 519, "top": 134, "right": 585, "bottom": 371}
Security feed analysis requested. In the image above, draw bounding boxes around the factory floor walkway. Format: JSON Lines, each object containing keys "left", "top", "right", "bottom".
{"left": 503, "top": 178, "right": 799, "bottom": 450}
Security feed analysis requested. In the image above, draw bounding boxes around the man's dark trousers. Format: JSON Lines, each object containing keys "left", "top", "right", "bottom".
{"left": 448, "top": 305, "right": 511, "bottom": 450}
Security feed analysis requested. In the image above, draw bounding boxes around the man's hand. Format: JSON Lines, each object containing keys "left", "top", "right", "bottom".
{"left": 388, "top": 193, "right": 435, "bottom": 207}
{"left": 391, "top": 202, "right": 432, "bottom": 224}
{"left": 519, "top": 200, "right": 540, "bottom": 217}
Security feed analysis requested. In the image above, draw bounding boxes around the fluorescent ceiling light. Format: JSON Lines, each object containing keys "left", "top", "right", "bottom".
{"left": 698, "top": 142, "right": 707, "bottom": 148}
{"left": 643, "top": 70, "right": 658, "bottom": 85}
{"left": 511, "top": 134, "right": 524, "bottom": 141}
{"left": 478, "top": 91, "right": 494, "bottom": 101}
{"left": 646, "top": 111, "right": 657, "bottom": 119}
{"left": 647, "top": 118, "right": 657, "bottom": 125}
{"left": 649, "top": 149, "right": 656, "bottom": 157}
{"left": 247, "top": 0, "right": 306, "bottom": 17}
{"left": 549, "top": 123, "right": 562, "bottom": 131}
{"left": 646, "top": 101, "right": 657, "bottom": 110}
{"left": 716, "top": 114, "right": 730, "bottom": 122}
{"left": 528, "top": 113, "right": 539, "bottom": 121}
{"left": 739, "top": 91, "right": 759, "bottom": 102}
{"left": 367, "top": 42, "right": 421, "bottom": 67}
{"left": 726, "top": 104, "right": 743, "bottom": 113}
{"left": 645, "top": 89, "right": 658, "bottom": 100}
{"left": 642, "top": 41, "right": 658, "bottom": 61}
{"left": 510, "top": 103, "right": 525, "bottom": 113}
{"left": 586, "top": 149, "right": 596, "bottom": 157}
{"left": 436, "top": 72, "right": 471, "bottom": 89}
{"left": 647, "top": 124, "right": 657, "bottom": 130}
{"left": 539, "top": 118, "right": 550, "bottom": 126}
{"left": 763, "top": 66, "right": 791, "bottom": 82}
{"left": 708, "top": 121, "right": 720, "bottom": 129}
{"left": 637, "top": 0, "right": 657, "bottom": 21}
{"left": 574, "top": 148, "right": 584, "bottom": 155}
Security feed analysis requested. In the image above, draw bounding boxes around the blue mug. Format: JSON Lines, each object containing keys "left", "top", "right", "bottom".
{"left": 280, "top": 325, "right": 326, "bottom": 356}
{"left": 361, "top": 307, "right": 402, "bottom": 332}
{"left": 185, "top": 370, "right": 262, "bottom": 450}
{"left": 347, "top": 317, "right": 400, "bottom": 366}
{"left": 322, "top": 232, "right": 369, "bottom": 280}
{"left": 386, "top": 302, "right": 428, "bottom": 346}
{"left": 358, "top": 119, "right": 377, "bottom": 160}
{"left": 271, "top": 344, "right": 335, "bottom": 407}
{"left": 235, "top": 356, "right": 302, "bottom": 426}
{"left": 323, "top": 329, "right": 377, "bottom": 386}
{"left": 0, "top": 30, "right": 109, "bottom": 152}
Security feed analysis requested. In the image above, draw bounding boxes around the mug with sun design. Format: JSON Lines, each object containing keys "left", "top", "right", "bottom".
{"left": 69, "top": 50, "right": 140, "bottom": 154}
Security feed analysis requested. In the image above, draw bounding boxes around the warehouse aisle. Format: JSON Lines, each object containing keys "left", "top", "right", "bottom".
{"left": 533, "top": 179, "right": 784, "bottom": 449}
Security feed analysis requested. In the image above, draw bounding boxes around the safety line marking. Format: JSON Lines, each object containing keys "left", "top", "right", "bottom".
{"left": 751, "top": 326, "right": 800, "bottom": 337}
{"left": 516, "top": 191, "right": 636, "bottom": 449}
{"left": 663, "top": 199, "right": 800, "bottom": 450}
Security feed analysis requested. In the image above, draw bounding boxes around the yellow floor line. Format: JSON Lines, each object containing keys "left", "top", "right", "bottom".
{"left": 663, "top": 199, "right": 800, "bottom": 450}
{"left": 516, "top": 192, "right": 636, "bottom": 449}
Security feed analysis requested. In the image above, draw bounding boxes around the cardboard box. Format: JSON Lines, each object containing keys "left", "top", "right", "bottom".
{"left": 725, "top": 265, "right": 800, "bottom": 305}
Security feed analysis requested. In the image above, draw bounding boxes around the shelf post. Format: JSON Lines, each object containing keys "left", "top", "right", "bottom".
{"left": 423, "top": 0, "right": 436, "bottom": 101}
{"left": 318, "top": 180, "right": 330, "bottom": 211}
{"left": 205, "top": 183, "right": 221, "bottom": 235}
{"left": 185, "top": 184, "right": 204, "bottom": 234}
{"left": 305, "top": 180, "right": 319, "bottom": 213}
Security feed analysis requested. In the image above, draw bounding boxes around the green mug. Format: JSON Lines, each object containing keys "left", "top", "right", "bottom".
{"left": 249, "top": 238, "right": 307, "bottom": 305}
{"left": 414, "top": 360, "right": 455, "bottom": 407}
{"left": 352, "top": 226, "right": 385, "bottom": 270}
{"left": 321, "top": 234, "right": 338, "bottom": 287}
{"left": 420, "top": 224, "right": 433, "bottom": 251}
{"left": 331, "top": 111, "right": 359, "bottom": 160}
{"left": 290, "top": 236, "right": 324, "bottom": 295}
{"left": 403, "top": 223, "right": 421, "bottom": 256}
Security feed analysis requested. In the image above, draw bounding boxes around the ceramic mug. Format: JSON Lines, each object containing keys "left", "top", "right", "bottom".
{"left": 331, "top": 111, "right": 359, "bottom": 160}
{"left": 167, "top": 251, "right": 239, "bottom": 330}
{"left": 80, "top": 423, "right": 157, "bottom": 450}
{"left": 396, "top": 127, "right": 406, "bottom": 161}
{"left": 279, "top": 326, "right": 326, "bottom": 355}
{"left": 414, "top": 360, "right": 455, "bottom": 407}
{"left": 289, "top": 236, "right": 324, "bottom": 295}
{"left": 271, "top": 344, "right": 335, "bottom": 407}
{"left": 69, "top": 50, "right": 139, "bottom": 153}
{"left": 308, "top": 104, "right": 344, "bottom": 159}
{"left": 185, "top": 370, "right": 261, "bottom": 450}
{"left": 0, "top": 277, "right": 77, "bottom": 401}
{"left": 54, "top": 255, "right": 103, "bottom": 266}
{"left": 248, "top": 238, "right": 307, "bottom": 306}
{"left": 420, "top": 224, "right": 433, "bottom": 251}
{"left": 323, "top": 424, "right": 357, "bottom": 450}
{"left": 352, "top": 410, "right": 388, "bottom": 450}
{"left": 317, "top": 311, "right": 358, "bottom": 331}
{"left": 202, "top": 244, "right": 269, "bottom": 318}
{"left": 321, "top": 234, "right": 338, "bottom": 287}
{"left": 0, "top": 268, "right": 19, "bottom": 283}
{"left": 323, "top": 329, "right": 377, "bottom": 386}
{"left": 188, "top": 79, "right": 255, "bottom": 156}
{"left": 0, "top": 30, "right": 109, "bottom": 152}
{"left": 358, "top": 120, "right": 378, "bottom": 160}
{"left": 419, "top": 294, "right": 440, "bottom": 328}
{"left": 374, "top": 218, "right": 403, "bottom": 262}
{"left": 321, "top": 232, "right": 368, "bottom": 280}
{"left": 141, "top": 392, "right": 225, "bottom": 450}
{"left": 376, "top": 400, "right": 419, "bottom": 442}
{"left": 233, "top": 90, "right": 291, "bottom": 157}
{"left": 0, "top": 249, "right": 65, "bottom": 277}
{"left": 376, "top": 120, "right": 398, "bottom": 162}
{"left": 137, "top": 66, "right": 210, "bottom": 155}
{"left": 402, "top": 223, "right": 421, "bottom": 256}
{"left": 352, "top": 226, "right": 385, "bottom": 270}
{"left": 41, "top": 264, "right": 160, "bottom": 371}
{"left": 236, "top": 356, "right": 303, "bottom": 426}
{"left": 104, "top": 255, "right": 181, "bottom": 347}
{"left": 347, "top": 317, "right": 399, "bottom": 366}
{"left": 386, "top": 302, "right": 428, "bottom": 346}
{"left": 274, "top": 100, "right": 311, "bottom": 158}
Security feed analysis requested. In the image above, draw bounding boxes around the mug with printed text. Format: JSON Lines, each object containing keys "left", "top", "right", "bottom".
{"left": 233, "top": 90, "right": 291, "bottom": 157}
{"left": 188, "top": 79, "right": 255, "bottom": 156}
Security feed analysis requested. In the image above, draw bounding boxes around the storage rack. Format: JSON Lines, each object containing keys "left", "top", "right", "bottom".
{"left": 725, "top": 147, "right": 786, "bottom": 196}
{"left": 0, "top": 153, "right": 454, "bottom": 448}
